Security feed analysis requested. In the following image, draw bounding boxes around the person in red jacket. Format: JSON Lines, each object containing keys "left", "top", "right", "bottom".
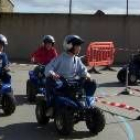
{"left": 31, "top": 35, "right": 58, "bottom": 65}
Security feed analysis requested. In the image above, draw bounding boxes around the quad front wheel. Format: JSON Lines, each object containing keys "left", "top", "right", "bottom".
{"left": 35, "top": 99, "right": 50, "bottom": 125}
{"left": 54, "top": 108, "right": 74, "bottom": 135}
{"left": 86, "top": 107, "right": 105, "bottom": 135}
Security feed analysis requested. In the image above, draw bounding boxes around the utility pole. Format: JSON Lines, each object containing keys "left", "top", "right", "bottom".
{"left": 69, "top": 0, "right": 72, "bottom": 14}
{"left": 126, "top": 0, "right": 128, "bottom": 15}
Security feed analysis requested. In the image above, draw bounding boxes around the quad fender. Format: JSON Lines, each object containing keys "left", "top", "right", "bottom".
{"left": 129, "top": 64, "right": 139, "bottom": 74}
{"left": 55, "top": 96, "right": 78, "bottom": 108}
{"left": 118, "top": 65, "right": 127, "bottom": 73}
{"left": 119, "top": 65, "right": 128, "bottom": 71}
{"left": 123, "top": 64, "right": 128, "bottom": 69}
{"left": 38, "top": 87, "right": 46, "bottom": 95}
{"left": 29, "top": 70, "right": 33, "bottom": 75}
{"left": 29, "top": 71, "right": 36, "bottom": 79}
{"left": 86, "top": 96, "right": 96, "bottom": 107}
{"left": 0, "top": 84, "right": 12, "bottom": 94}
{"left": 29, "top": 70, "right": 45, "bottom": 85}
{"left": 29, "top": 71, "right": 39, "bottom": 85}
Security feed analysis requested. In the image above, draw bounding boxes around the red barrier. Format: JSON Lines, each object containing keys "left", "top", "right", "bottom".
{"left": 86, "top": 42, "right": 115, "bottom": 67}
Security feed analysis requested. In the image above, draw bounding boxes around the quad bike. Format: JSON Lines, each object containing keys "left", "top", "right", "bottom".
{"left": 26, "top": 65, "right": 46, "bottom": 102}
{"left": 117, "top": 53, "right": 140, "bottom": 85}
{"left": 0, "top": 72, "right": 16, "bottom": 115}
{"left": 35, "top": 77, "right": 105, "bottom": 135}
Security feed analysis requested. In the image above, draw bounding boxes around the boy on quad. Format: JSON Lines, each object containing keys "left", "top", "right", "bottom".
{"left": 26, "top": 35, "right": 58, "bottom": 102}
{"left": 0, "top": 34, "right": 16, "bottom": 115}
{"left": 31, "top": 35, "right": 58, "bottom": 65}
{"left": 35, "top": 35, "right": 105, "bottom": 135}
{"left": 45, "top": 35, "right": 97, "bottom": 97}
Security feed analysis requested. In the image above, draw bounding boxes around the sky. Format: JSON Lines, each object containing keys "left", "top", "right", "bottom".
{"left": 12, "top": 0, "right": 140, "bottom": 15}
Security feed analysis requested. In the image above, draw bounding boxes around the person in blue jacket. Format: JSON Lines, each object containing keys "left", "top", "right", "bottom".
{"left": 0, "top": 34, "right": 11, "bottom": 83}
{"left": 44, "top": 35, "right": 97, "bottom": 97}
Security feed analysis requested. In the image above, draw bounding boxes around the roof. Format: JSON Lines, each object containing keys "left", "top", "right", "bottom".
{"left": 8, "top": 0, "right": 14, "bottom": 7}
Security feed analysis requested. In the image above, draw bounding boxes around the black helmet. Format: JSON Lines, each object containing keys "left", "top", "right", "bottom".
{"left": 0, "top": 34, "right": 8, "bottom": 46}
{"left": 63, "top": 35, "right": 84, "bottom": 51}
{"left": 43, "top": 35, "right": 55, "bottom": 44}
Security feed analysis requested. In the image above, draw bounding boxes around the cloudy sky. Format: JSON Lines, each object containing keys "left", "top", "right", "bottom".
{"left": 13, "top": 0, "right": 140, "bottom": 15}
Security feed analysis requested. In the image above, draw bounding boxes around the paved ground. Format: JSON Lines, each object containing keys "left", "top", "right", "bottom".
{"left": 0, "top": 64, "right": 140, "bottom": 140}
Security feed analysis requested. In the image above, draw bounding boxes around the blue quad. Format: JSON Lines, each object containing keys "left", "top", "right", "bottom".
{"left": 35, "top": 77, "right": 106, "bottom": 135}
{"left": 26, "top": 65, "right": 46, "bottom": 102}
{"left": 0, "top": 75, "right": 16, "bottom": 115}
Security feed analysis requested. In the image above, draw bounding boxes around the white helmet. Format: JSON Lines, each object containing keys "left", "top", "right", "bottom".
{"left": 0, "top": 34, "right": 8, "bottom": 46}
{"left": 63, "top": 35, "right": 84, "bottom": 51}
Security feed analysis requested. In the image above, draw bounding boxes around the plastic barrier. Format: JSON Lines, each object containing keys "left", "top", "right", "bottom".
{"left": 86, "top": 42, "right": 115, "bottom": 67}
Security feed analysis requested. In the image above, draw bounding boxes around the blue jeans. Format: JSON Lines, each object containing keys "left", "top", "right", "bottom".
{"left": 45, "top": 77, "right": 97, "bottom": 97}
{"left": 84, "top": 79, "right": 97, "bottom": 96}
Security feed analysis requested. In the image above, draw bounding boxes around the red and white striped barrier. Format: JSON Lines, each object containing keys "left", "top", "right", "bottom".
{"left": 97, "top": 99, "right": 140, "bottom": 113}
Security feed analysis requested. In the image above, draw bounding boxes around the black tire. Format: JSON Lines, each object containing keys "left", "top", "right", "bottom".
{"left": 117, "top": 69, "right": 126, "bottom": 83}
{"left": 128, "top": 73, "right": 137, "bottom": 85}
{"left": 54, "top": 108, "right": 74, "bottom": 135}
{"left": 1, "top": 92, "right": 16, "bottom": 115}
{"left": 86, "top": 107, "right": 105, "bottom": 135}
{"left": 26, "top": 79, "right": 37, "bottom": 103}
{"left": 35, "top": 99, "right": 50, "bottom": 125}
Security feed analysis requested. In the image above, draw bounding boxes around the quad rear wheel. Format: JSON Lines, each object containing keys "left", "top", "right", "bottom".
{"left": 35, "top": 99, "right": 50, "bottom": 125}
{"left": 1, "top": 92, "right": 16, "bottom": 115}
{"left": 117, "top": 69, "right": 126, "bottom": 83}
{"left": 128, "top": 73, "right": 137, "bottom": 85}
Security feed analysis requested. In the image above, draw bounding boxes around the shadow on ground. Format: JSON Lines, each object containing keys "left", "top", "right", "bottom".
{"left": 99, "top": 81, "right": 124, "bottom": 87}
{"left": 14, "top": 95, "right": 28, "bottom": 106}
{"left": 14, "top": 95, "right": 43, "bottom": 106}
{"left": 0, "top": 122, "right": 95, "bottom": 140}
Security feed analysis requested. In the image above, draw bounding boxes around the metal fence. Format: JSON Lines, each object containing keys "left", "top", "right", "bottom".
{"left": 70, "top": 0, "right": 140, "bottom": 15}
{"left": 14, "top": 0, "right": 140, "bottom": 15}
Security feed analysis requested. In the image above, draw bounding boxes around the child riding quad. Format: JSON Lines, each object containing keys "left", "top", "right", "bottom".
{"left": 26, "top": 65, "right": 46, "bottom": 102}
{"left": 0, "top": 34, "right": 16, "bottom": 115}
{"left": 26, "top": 35, "right": 58, "bottom": 102}
{"left": 117, "top": 51, "right": 140, "bottom": 85}
{"left": 35, "top": 35, "right": 106, "bottom": 135}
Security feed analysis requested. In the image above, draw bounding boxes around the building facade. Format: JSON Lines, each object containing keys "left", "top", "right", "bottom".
{"left": 0, "top": 0, "right": 14, "bottom": 12}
